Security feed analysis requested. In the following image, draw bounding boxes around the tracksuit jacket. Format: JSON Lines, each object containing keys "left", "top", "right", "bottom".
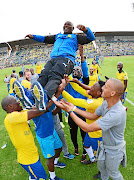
{"left": 33, "top": 27, "right": 95, "bottom": 64}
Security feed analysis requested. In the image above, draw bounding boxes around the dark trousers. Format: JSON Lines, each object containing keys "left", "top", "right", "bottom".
{"left": 38, "top": 57, "right": 74, "bottom": 98}
{"left": 68, "top": 114, "right": 87, "bottom": 154}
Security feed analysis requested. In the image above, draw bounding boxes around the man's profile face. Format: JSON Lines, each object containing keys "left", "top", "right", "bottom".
{"left": 63, "top": 21, "right": 74, "bottom": 34}
{"left": 9, "top": 98, "right": 23, "bottom": 111}
{"left": 101, "top": 80, "right": 112, "bottom": 98}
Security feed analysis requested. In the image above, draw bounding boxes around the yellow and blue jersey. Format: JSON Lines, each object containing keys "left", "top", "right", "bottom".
{"left": 117, "top": 70, "right": 128, "bottom": 92}
{"left": 21, "top": 79, "right": 31, "bottom": 90}
{"left": 62, "top": 89, "right": 103, "bottom": 138}
{"left": 4, "top": 110, "right": 39, "bottom": 165}
{"left": 36, "top": 65, "right": 42, "bottom": 75}
{"left": 91, "top": 64, "right": 101, "bottom": 75}
{"left": 89, "top": 74, "right": 98, "bottom": 87}
{"left": 9, "top": 77, "right": 16, "bottom": 94}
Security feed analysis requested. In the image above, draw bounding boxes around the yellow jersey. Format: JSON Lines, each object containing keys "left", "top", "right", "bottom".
{"left": 21, "top": 80, "right": 31, "bottom": 90}
{"left": 36, "top": 65, "right": 42, "bottom": 74}
{"left": 116, "top": 70, "right": 128, "bottom": 92}
{"left": 4, "top": 110, "right": 39, "bottom": 165}
{"left": 89, "top": 74, "right": 98, "bottom": 87}
{"left": 62, "top": 90, "right": 103, "bottom": 138}
{"left": 91, "top": 64, "right": 101, "bottom": 75}
{"left": 9, "top": 77, "right": 16, "bottom": 94}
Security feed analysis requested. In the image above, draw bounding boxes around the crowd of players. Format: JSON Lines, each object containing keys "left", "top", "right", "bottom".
{"left": 2, "top": 21, "right": 128, "bottom": 180}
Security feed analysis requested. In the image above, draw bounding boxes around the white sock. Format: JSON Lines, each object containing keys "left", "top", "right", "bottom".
{"left": 49, "top": 171, "right": 56, "bottom": 180}
{"left": 84, "top": 146, "right": 95, "bottom": 161}
{"left": 54, "top": 157, "right": 59, "bottom": 165}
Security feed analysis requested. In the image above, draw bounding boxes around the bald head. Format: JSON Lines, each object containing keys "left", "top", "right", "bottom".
{"left": 109, "top": 78, "right": 124, "bottom": 96}
{"left": 63, "top": 21, "right": 74, "bottom": 34}
{"left": 1, "top": 96, "right": 22, "bottom": 113}
{"left": 102, "top": 78, "right": 124, "bottom": 101}
{"left": 1, "top": 96, "right": 16, "bottom": 112}
{"left": 117, "top": 62, "right": 123, "bottom": 72}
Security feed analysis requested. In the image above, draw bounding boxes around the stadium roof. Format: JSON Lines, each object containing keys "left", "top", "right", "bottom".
{"left": 0, "top": 31, "right": 134, "bottom": 49}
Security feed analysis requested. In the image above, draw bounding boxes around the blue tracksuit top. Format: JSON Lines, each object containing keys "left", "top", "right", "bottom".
{"left": 32, "top": 111, "right": 54, "bottom": 138}
{"left": 33, "top": 27, "right": 95, "bottom": 64}
{"left": 65, "top": 60, "right": 89, "bottom": 111}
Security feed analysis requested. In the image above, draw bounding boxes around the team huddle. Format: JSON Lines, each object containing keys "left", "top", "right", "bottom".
{"left": 1, "top": 21, "right": 128, "bottom": 180}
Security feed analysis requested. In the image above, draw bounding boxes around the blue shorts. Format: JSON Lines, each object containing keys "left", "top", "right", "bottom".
{"left": 83, "top": 133, "right": 102, "bottom": 155}
{"left": 20, "top": 158, "right": 47, "bottom": 180}
{"left": 122, "top": 91, "right": 127, "bottom": 104}
{"left": 36, "top": 129, "right": 63, "bottom": 159}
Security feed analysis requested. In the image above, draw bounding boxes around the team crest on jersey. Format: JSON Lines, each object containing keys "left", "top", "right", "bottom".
{"left": 87, "top": 99, "right": 93, "bottom": 104}
{"left": 67, "top": 34, "right": 72, "bottom": 38}
{"left": 47, "top": 154, "right": 52, "bottom": 158}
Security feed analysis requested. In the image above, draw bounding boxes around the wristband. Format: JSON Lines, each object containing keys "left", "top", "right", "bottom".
{"left": 68, "top": 110, "right": 73, "bottom": 115}
{"left": 72, "top": 106, "right": 76, "bottom": 111}
{"left": 51, "top": 95, "right": 57, "bottom": 102}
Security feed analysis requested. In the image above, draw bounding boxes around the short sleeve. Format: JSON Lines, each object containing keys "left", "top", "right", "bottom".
{"left": 8, "top": 111, "right": 28, "bottom": 124}
{"left": 95, "top": 103, "right": 104, "bottom": 116}
{"left": 96, "top": 111, "right": 120, "bottom": 131}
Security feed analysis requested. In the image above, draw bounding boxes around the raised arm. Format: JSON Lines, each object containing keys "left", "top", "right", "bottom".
{"left": 77, "top": 25, "right": 95, "bottom": 45}
{"left": 71, "top": 78, "right": 90, "bottom": 90}
{"left": 25, "top": 34, "right": 56, "bottom": 44}
{"left": 55, "top": 99, "right": 99, "bottom": 120}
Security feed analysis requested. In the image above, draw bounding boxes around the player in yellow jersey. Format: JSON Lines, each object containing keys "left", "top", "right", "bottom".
{"left": 1, "top": 96, "right": 47, "bottom": 180}
{"left": 89, "top": 66, "right": 98, "bottom": 87}
{"left": 91, "top": 60, "right": 102, "bottom": 78}
{"left": 9, "top": 74, "right": 16, "bottom": 96}
{"left": 21, "top": 71, "right": 32, "bottom": 90}
{"left": 62, "top": 80, "right": 105, "bottom": 164}
{"left": 35, "top": 62, "right": 42, "bottom": 76}
{"left": 117, "top": 62, "right": 128, "bottom": 104}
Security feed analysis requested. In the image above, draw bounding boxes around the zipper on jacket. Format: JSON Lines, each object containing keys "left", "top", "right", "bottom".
{"left": 57, "top": 39, "right": 64, "bottom": 56}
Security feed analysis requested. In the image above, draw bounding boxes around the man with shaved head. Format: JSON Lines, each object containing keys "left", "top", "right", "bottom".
{"left": 24, "top": 21, "right": 95, "bottom": 111}
{"left": 55, "top": 78, "right": 127, "bottom": 180}
{"left": 117, "top": 62, "right": 128, "bottom": 104}
{"left": 1, "top": 96, "right": 47, "bottom": 180}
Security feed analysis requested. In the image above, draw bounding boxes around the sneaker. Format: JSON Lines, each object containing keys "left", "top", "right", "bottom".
{"left": 49, "top": 176, "right": 64, "bottom": 180}
{"left": 93, "top": 171, "right": 101, "bottom": 179}
{"left": 54, "top": 161, "right": 66, "bottom": 168}
{"left": 31, "top": 81, "right": 48, "bottom": 111}
{"left": 63, "top": 153, "right": 75, "bottom": 159}
{"left": 81, "top": 154, "right": 87, "bottom": 163}
{"left": 13, "top": 81, "right": 33, "bottom": 109}
{"left": 75, "top": 148, "right": 79, "bottom": 156}
{"left": 82, "top": 159, "right": 96, "bottom": 165}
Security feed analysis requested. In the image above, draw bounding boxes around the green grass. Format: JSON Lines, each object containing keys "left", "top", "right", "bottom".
{"left": 0, "top": 56, "right": 134, "bottom": 180}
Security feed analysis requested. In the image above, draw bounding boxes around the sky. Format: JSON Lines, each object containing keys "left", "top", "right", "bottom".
{"left": 0, "top": 0, "right": 134, "bottom": 43}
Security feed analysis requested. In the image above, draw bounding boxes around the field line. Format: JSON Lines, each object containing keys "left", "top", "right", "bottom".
{"left": 126, "top": 98, "right": 134, "bottom": 106}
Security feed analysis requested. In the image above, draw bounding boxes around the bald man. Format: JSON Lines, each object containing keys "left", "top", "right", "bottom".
{"left": 25, "top": 21, "right": 95, "bottom": 111}
{"left": 55, "top": 78, "right": 127, "bottom": 180}
{"left": 1, "top": 96, "right": 47, "bottom": 180}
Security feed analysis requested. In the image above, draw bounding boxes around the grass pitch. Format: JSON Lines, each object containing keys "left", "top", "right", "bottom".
{"left": 0, "top": 55, "right": 134, "bottom": 180}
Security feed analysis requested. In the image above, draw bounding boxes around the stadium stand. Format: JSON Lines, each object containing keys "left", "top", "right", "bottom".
{"left": 0, "top": 31, "right": 134, "bottom": 67}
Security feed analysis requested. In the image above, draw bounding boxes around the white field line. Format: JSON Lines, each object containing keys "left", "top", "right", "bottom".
{"left": 126, "top": 98, "right": 134, "bottom": 106}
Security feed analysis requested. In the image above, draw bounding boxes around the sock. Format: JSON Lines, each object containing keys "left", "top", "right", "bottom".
{"left": 54, "top": 157, "right": 59, "bottom": 165}
{"left": 84, "top": 146, "right": 95, "bottom": 161}
{"left": 49, "top": 171, "right": 56, "bottom": 180}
